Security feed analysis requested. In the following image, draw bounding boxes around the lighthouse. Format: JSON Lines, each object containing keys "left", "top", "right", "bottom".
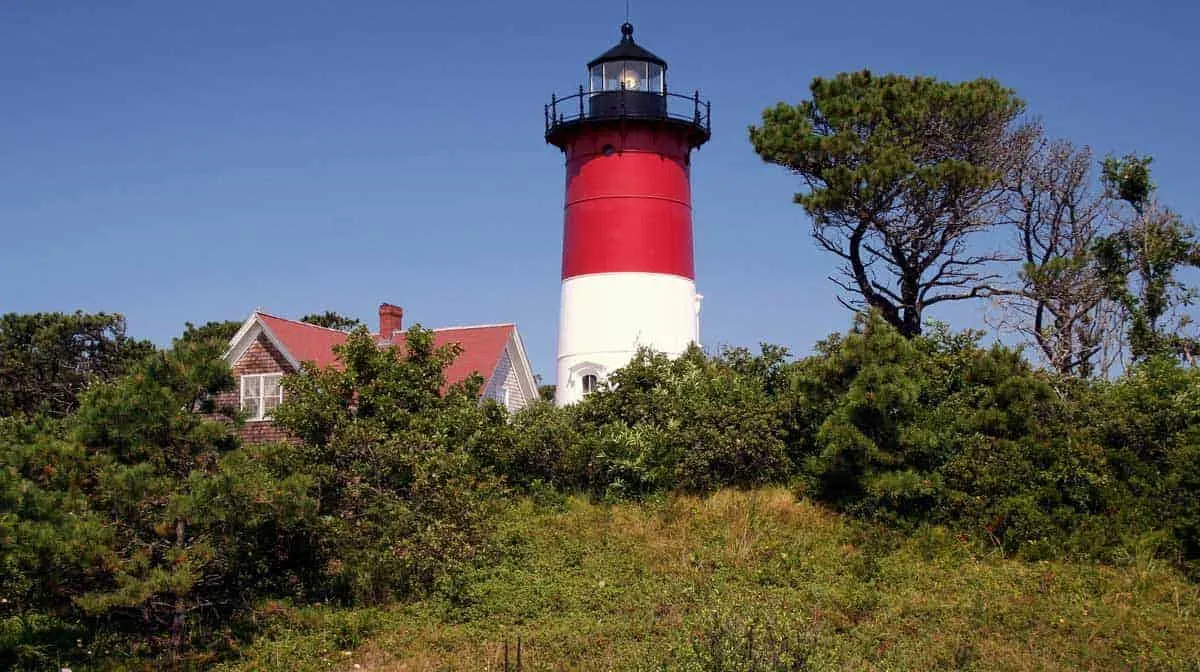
{"left": 545, "top": 22, "right": 711, "bottom": 405}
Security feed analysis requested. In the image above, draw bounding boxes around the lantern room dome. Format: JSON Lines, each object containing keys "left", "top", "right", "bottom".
{"left": 587, "top": 22, "right": 667, "bottom": 69}
{"left": 586, "top": 23, "right": 667, "bottom": 96}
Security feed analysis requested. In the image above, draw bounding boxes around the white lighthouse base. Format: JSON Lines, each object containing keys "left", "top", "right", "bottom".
{"left": 555, "top": 272, "right": 700, "bottom": 406}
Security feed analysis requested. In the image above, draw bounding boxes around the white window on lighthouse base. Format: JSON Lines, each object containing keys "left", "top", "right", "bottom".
{"left": 581, "top": 373, "right": 599, "bottom": 395}
{"left": 568, "top": 362, "right": 605, "bottom": 398}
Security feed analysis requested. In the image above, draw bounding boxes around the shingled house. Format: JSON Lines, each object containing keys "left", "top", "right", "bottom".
{"left": 219, "top": 303, "right": 538, "bottom": 443}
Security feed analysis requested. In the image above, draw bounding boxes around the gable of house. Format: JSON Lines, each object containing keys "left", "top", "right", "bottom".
{"left": 481, "top": 333, "right": 537, "bottom": 410}
{"left": 215, "top": 330, "right": 297, "bottom": 444}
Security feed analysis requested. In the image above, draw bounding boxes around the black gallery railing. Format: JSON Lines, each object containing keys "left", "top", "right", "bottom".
{"left": 545, "top": 87, "right": 711, "bottom": 137}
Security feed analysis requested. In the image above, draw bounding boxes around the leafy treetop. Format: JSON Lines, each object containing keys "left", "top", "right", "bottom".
{"left": 300, "top": 311, "right": 365, "bottom": 332}
{"left": 750, "top": 70, "right": 1025, "bottom": 337}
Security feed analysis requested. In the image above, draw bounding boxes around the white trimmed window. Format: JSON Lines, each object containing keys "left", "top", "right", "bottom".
{"left": 241, "top": 373, "right": 283, "bottom": 420}
{"left": 581, "top": 373, "right": 599, "bottom": 395}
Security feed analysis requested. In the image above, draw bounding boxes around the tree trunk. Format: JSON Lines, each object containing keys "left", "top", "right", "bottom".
{"left": 171, "top": 518, "right": 186, "bottom": 668}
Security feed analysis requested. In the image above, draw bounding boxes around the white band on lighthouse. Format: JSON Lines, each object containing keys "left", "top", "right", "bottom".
{"left": 555, "top": 272, "right": 699, "bottom": 406}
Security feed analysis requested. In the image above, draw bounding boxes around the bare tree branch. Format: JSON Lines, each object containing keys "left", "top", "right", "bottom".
{"left": 989, "top": 123, "right": 1120, "bottom": 377}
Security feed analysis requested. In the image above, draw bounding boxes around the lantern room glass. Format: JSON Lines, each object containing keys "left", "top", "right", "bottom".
{"left": 589, "top": 61, "right": 664, "bottom": 93}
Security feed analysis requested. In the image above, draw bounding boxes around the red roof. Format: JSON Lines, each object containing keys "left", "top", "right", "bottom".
{"left": 427, "top": 324, "right": 515, "bottom": 387}
{"left": 258, "top": 313, "right": 348, "bottom": 368}
{"left": 254, "top": 312, "right": 514, "bottom": 389}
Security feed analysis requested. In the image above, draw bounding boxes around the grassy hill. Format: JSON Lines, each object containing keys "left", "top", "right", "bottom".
{"left": 223, "top": 489, "right": 1200, "bottom": 671}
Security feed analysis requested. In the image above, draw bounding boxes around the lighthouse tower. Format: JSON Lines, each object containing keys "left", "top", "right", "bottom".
{"left": 545, "top": 22, "right": 711, "bottom": 405}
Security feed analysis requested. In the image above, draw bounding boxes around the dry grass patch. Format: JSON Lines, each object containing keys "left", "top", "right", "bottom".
{"left": 222, "top": 489, "right": 1200, "bottom": 672}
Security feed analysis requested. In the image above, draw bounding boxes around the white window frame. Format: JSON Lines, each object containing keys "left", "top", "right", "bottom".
{"left": 581, "top": 373, "right": 599, "bottom": 395}
{"left": 240, "top": 373, "right": 284, "bottom": 421}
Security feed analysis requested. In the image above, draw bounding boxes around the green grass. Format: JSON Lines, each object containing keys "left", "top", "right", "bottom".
{"left": 220, "top": 488, "right": 1200, "bottom": 671}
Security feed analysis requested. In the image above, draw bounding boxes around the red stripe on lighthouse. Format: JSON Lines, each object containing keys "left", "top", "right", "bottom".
{"left": 560, "top": 127, "right": 696, "bottom": 280}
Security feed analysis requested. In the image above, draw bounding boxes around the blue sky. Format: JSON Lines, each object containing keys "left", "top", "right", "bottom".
{"left": 2, "top": 0, "right": 1197, "bottom": 379}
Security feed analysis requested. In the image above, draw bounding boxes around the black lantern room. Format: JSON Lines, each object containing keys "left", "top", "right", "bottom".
{"left": 545, "top": 23, "right": 710, "bottom": 149}
{"left": 587, "top": 22, "right": 667, "bottom": 117}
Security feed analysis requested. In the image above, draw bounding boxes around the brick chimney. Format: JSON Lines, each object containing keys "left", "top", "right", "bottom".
{"left": 378, "top": 303, "right": 404, "bottom": 338}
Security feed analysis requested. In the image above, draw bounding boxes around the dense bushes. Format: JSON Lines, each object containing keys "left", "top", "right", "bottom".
{"left": 487, "top": 312, "right": 1200, "bottom": 571}
{"left": 781, "top": 315, "right": 1119, "bottom": 558}
{"left": 0, "top": 326, "right": 503, "bottom": 669}
{"left": 487, "top": 346, "right": 790, "bottom": 499}
{"left": 1, "top": 329, "right": 313, "bottom": 668}
{"left": 268, "top": 328, "right": 502, "bottom": 605}
{"left": 3, "top": 311, "right": 1200, "bottom": 668}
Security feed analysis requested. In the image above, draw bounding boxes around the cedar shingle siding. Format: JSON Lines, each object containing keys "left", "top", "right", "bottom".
{"left": 217, "top": 333, "right": 296, "bottom": 444}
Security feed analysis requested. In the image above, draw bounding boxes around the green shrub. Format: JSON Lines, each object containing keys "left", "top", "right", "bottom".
{"left": 0, "top": 325, "right": 505, "bottom": 667}
{"left": 490, "top": 400, "right": 581, "bottom": 489}
{"left": 269, "top": 326, "right": 504, "bottom": 605}
{"left": 568, "top": 347, "right": 791, "bottom": 496}
{"left": 672, "top": 605, "right": 817, "bottom": 672}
